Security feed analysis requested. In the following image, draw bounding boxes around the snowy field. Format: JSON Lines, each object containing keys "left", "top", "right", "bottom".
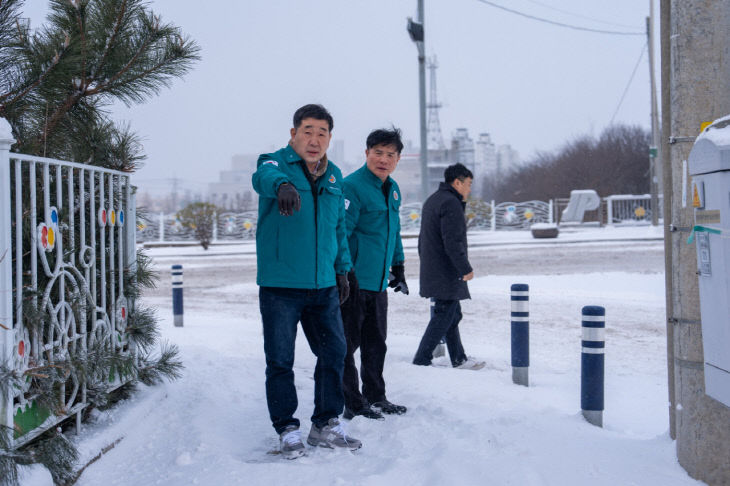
{"left": 24, "top": 225, "right": 704, "bottom": 485}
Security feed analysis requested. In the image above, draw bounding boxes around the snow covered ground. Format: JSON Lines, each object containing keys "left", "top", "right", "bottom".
{"left": 24, "top": 225, "right": 704, "bottom": 485}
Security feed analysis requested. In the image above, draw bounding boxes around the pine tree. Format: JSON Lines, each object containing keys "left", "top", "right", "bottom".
{"left": 0, "top": 1, "right": 198, "bottom": 483}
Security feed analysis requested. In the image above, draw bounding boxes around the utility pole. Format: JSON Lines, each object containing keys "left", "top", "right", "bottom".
{"left": 171, "top": 176, "right": 179, "bottom": 211}
{"left": 407, "top": 0, "right": 428, "bottom": 202}
{"left": 646, "top": 6, "right": 660, "bottom": 226}
{"left": 659, "top": 0, "right": 675, "bottom": 442}
{"left": 662, "top": 1, "right": 730, "bottom": 484}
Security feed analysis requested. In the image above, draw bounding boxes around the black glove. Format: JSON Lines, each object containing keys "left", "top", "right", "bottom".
{"left": 277, "top": 183, "right": 301, "bottom": 216}
{"left": 336, "top": 273, "right": 350, "bottom": 304}
{"left": 388, "top": 265, "right": 409, "bottom": 295}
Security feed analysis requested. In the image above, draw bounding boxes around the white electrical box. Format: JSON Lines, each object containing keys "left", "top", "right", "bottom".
{"left": 688, "top": 115, "right": 730, "bottom": 409}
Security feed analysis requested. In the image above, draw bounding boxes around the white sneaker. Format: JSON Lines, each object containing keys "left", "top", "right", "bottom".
{"left": 307, "top": 418, "right": 362, "bottom": 451}
{"left": 455, "top": 357, "right": 485, "bottom": 370}
{"left": 279, "top": 426, "right": 306, "bottom": 459}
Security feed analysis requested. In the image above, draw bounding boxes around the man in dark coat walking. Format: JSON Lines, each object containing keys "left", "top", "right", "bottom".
{"left": 413, "top": 163, "right": 485, "bottom": 370}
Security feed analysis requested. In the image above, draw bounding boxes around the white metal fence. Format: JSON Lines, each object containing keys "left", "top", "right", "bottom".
{"left": 137, "top": 210, "right": 258, "bottom": 243}
{"left": 138, "top": 193, "right": 663, "bottom": 244}
{"left": 605, "top": 194, "right": 663, "bottom": 225}
{"left": 1, "top": 127, "right": 135, "bottom": 447}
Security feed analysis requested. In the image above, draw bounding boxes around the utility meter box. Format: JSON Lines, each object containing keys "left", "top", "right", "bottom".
{"left": 687, "top": 115, "right": 730, "bottom": 408}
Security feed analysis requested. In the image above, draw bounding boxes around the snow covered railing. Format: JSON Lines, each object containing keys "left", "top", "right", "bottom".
{"left": 494, "top": 200, "right": 553, "bottom": 230}
{"left": 137, "top": 211, "right": 258, "bottom": 243}
{"left": 137, "top": 192, "right": 663, "bottom": 245}
{"left": 0, "top": 126, "right": 136, "bottom": 448}
{"left": 605, "top": 194, "right": 663, "bottom": 226}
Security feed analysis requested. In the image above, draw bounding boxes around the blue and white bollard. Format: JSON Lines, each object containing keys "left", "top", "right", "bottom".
{"left": 510, "top": 284, "right": 529, "bottom": 386}
{"left": 172, "top": 264, "right": 183, "bottom": 327}
{"left": 581, "top": 305, "right": 605, "bottom": 427}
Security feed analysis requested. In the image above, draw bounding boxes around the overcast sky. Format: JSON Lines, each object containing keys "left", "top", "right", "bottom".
{"left": 21, "top": 0, "right": 658, "bottom": 194}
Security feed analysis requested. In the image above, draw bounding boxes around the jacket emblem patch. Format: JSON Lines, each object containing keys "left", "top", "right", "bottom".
{"left": 328, "top": 174, "right": 336, "bottom": 183}
{"left": 393, "top": 191, "right": 399, "bottom": 201}
{"left": 263, "top": 160, "right": 279, "bottom": 166}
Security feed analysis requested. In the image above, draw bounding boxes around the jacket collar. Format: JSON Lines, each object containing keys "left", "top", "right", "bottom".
{"left": 360, "top": 163, "right": 392, "bottom": 188}
{"left": 282, "top": 144, "right": 301, "bottom": 163}
{"left": 283, "top": 144, "right": 329, "bottom": 178}
{"left": 439, "top": 182, "right": 465, "bottom": 205}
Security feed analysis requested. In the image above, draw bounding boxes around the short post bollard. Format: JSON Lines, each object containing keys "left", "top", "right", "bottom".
{"left": 172, "top": 264, "right": 183, "bottom": 327}
{"left": 581, "top": 305, "right": 605, "bottom": 427}
{"left": 510, "top": 284, "right": 529, "bottom": 386}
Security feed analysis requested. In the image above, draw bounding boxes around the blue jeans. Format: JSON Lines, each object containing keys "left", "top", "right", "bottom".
{"left": 413, "top": 299, "right": 467, "bottom": 367}
{"left": 259, "top": 286, "right": 346, "bottom": 434}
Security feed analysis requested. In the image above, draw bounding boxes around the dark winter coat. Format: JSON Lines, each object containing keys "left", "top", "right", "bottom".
{"left": 418, "top": 182, "right": 472, "bottom": 300}
{"left": 252, "top": 144, "right": 351, "bottom": 289}
{"left": 343, "top": 164, "right": 404, "bottom": 292}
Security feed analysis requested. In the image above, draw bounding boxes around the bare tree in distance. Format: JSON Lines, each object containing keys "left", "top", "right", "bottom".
{"left": 483, "top": 124, "right": 651, "bottom": 202}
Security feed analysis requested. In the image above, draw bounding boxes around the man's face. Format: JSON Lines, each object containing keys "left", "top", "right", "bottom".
{"left": 290, "top": 117, "right": 332, "bottom": 164}
{"left": 452, "top": 177, "right": 473, "bottom": 200}
{"left": 365, "top": 143, "right": 401, "bottom": 182}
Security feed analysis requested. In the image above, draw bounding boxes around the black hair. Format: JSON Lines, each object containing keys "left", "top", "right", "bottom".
{"left": 293, "top": 104, "right": 333, "bottom": 131}
{"left": 444, "top": 163, "right": 473, "bottom": 183}
{"left": 366, "top": 127, "right": 404, "bottom": 153}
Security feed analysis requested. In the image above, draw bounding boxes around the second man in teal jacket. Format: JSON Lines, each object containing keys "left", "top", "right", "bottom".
{"left": 341, "top": 127, "right": 409, "bottom": 420}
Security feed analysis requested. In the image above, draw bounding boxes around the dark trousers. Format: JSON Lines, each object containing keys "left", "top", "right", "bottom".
{"left": 340, "top": 276, "right": 388, "bottom": 410}
{"left": 413, "top": 299, "right": 467, "bottom": 367}
{"left": 259, "top": 286, "right": 346, "bottom": 434}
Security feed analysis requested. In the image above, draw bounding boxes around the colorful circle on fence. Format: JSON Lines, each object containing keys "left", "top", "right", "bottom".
{"left": 110, "top": 209, "right": 116, "bottom": 226}
{"left": 503, "top": 207, "right": 517, "bottom": 223}
{"left": 98, "top": 208, "right": 107, "bottom": 226}
{"left": 117, "top": 296, "right": 128, "bottom": 324}
{"left": 243, "top": 221, "right": 253, "bottom": 230}
{"left": 410, "top": 212, "right": 419, "bottom": 221}
{"left": 37, "top": 223, "right": 55, "bottom": 251}
{"left": 18, "top": 340, "right": 25, "bottom": 357}
{"left": 634, "top": 206, "right": 646, "bottom": 218}
{"left": 118, "top": 210, "right": 125, "bottom": 226}
{"left": 48, "top": 206, "right": 59, "bottom": 228}
{"left": 524, "top": 210, "right": 534, "bottom": 220}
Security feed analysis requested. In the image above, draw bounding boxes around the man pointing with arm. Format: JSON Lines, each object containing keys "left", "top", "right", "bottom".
{"left": 252, "top": 104, "right": 360, "bottom": 459}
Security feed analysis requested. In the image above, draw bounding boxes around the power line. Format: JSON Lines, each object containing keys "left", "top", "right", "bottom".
{"left": 521, "top": 0, "right": 643, "bottom": 30}
{"left": 609, "top": 42, "right": 648, "bottom": 125}
{"left": 474, "top": 0, "right": 644, "bottom": 36}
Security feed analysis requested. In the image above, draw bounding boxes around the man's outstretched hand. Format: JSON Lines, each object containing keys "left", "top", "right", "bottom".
{"left": 277, "top": 183, "right": 301, "bottom": 216}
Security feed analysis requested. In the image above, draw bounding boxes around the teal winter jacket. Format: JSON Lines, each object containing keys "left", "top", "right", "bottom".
{"left": 343, "top": 164, "right": 404, "bottom": 292}
{"left": 252, "top": 145, "right": 351, "bottom": 289}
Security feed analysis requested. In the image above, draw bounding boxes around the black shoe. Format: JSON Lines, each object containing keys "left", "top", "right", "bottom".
{"left": 372, "top": 399, "right": 407, "bottom": 415}
{"left": 343, "top": 406, "right": 385, "bottom": 421}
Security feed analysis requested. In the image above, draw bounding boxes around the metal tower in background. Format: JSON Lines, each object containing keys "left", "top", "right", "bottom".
{"left": 426, "top": 57, "right": 446, "bottom": 151}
